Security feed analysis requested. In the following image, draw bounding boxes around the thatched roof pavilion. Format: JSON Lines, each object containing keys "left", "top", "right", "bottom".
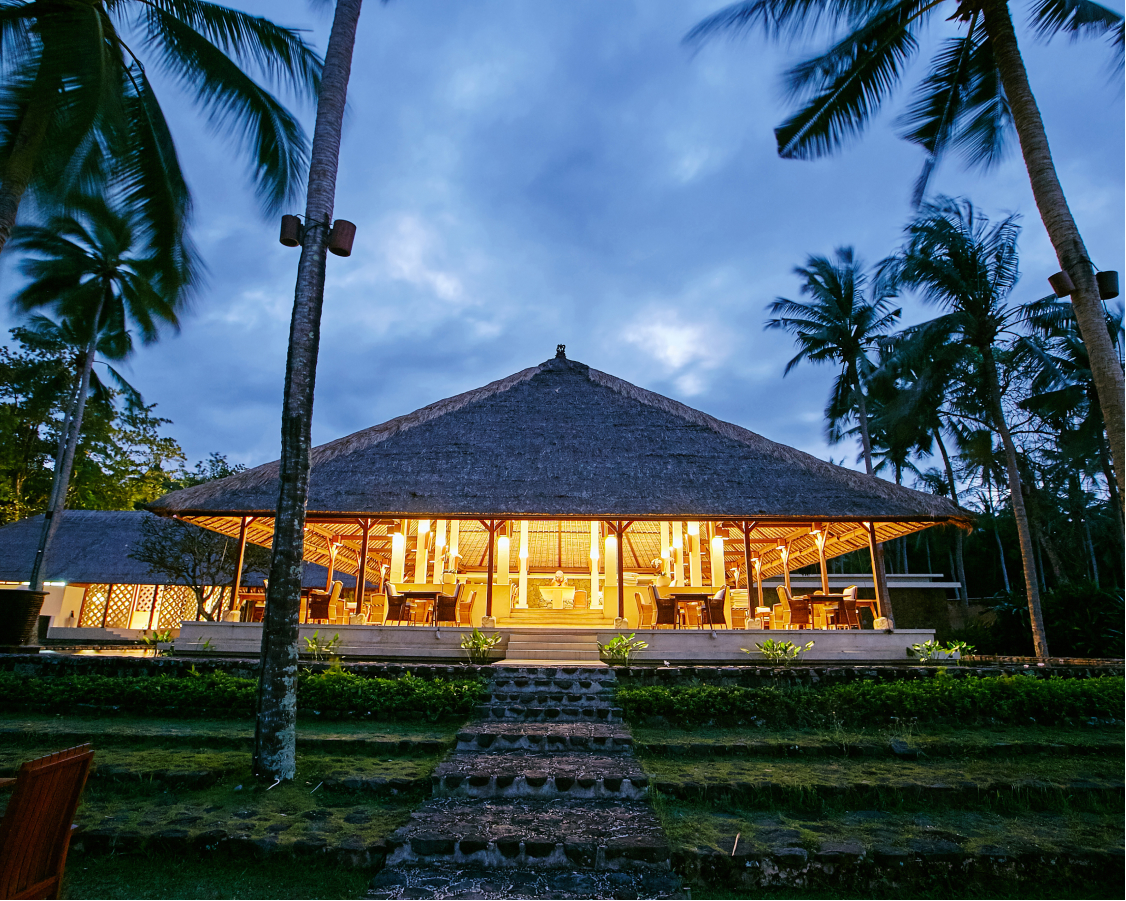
{"left": 149, "top": 351, "right": 969, "bottom": 619}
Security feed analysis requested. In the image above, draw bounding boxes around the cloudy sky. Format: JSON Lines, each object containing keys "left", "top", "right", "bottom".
{"left": 2, "top": 0, "right": 1123, "bottom": 474}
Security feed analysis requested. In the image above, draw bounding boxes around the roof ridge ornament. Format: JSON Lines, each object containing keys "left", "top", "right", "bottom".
{"left": 556, "top": 344, "right": 566, "bottom": 359}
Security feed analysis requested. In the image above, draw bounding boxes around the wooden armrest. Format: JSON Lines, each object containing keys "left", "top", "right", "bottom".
{"left": 0, "top": 777, "right": 16, "bottom": 791}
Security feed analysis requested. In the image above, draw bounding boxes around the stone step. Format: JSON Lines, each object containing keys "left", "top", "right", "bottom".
{"left": 475, "top": 705, "right": 624, "bottom": 723}
{"left": 489, "top": 665, "right": 615, "bottom": 680}
{"left": 487, "top": 692, "right": 612, "bottom": 707}
{"left": 456, "top": 724, "right": 633, "bottom": 754}
{"left": 385, "top": 798, "right": 671, "bottom": 870}
{"left": 489, "top": 674, "right": 614, "bottom": 691}
{"left": 503, "top": 648, "right": 602, "bottom": 661}
{"left": 368, "top": 864, "right": 685, "bottom": 899}
{"left": 433, "top": 752, "right": 648, "bottom": 800}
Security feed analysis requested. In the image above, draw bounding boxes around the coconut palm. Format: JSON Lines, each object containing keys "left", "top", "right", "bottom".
{"left": 0, "top": 0, "right": 322, "bottom": 281}
{"left": 254, "top": 0, "right": 365, "bottom": 785}
{"left": 10, "top": 196, "right": 186, "bottom": 591}
{"left": 687, "top": 0, "right": 1126, "bottom": 512}
{"left": 890, "top": 197, "right": 1049, "bottom": 655}
{"left": 766, "top": 246, "right": 900, "bottom": 619}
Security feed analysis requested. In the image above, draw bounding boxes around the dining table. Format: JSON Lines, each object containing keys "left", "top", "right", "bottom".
{"left": 666, "top": 589, "right": 717, "bottom": 628}
{"left": 538, "top": 586, "right": 575, "bottom": 609}
{"left": 394, "top": 589, "right": 444, "bottom": 625}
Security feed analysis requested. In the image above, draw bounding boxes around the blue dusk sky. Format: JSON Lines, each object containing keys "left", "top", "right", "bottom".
{"left": 1, "top": 0, "right": 1123, "bottom": 476}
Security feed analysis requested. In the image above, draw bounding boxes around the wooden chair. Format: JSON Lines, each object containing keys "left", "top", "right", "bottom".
{"left": 307, "top": 581, "right": 343, "bottom": 624}
{"left": 434, "top": 582, "right": 462, "bottom": 626}
{"left": 383, "top": 584, "right": 408, "bottom": 625}
{"left": 731, "top": 607, "right": 749, "bottom": 629}
{"left": 649, "top": 584, "right": 678, "bottom": 628}
{"left": 633, "top": 589, "right": 654, "bottom": 628}
{"left": 408, "top": 598, "right": 433, "bottom": 626}
{"left": 572, "top": 589, "right": 589, "bottom": 610}
{"left": 773, "top": 586, "right": 812, "bottom": 630}
{"left": 680, "top": 601, "right": 702, "bottom": 628}
{"left": 832, "top": 585, "right": 861, "bottom": 629}
{"left": 702, "top": 587, "right": 727, "bottom": 628}
{"left": 457, "top": 590, "right": 476, "bottom": 627}
{"left": 0, "top": 744, "right": 94, "bottom": 900}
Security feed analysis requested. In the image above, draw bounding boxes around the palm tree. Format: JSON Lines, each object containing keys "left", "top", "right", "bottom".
{"left": 0, "top": 0, "right": 322, "bottom": 279}
{"left": 766, "top": 246, "right": 900, "bottom": 619}
{"left": 891, "top": 197, "right": 1049, "bottom": 655}
{"left": 687, "top": 0, "right": 1126, "bottom": 513}
{"left": 254, "top": 0, "right": 365, "bottom": 785}
{"left": 10, "top": 196, "right": 186, "bottom": 591}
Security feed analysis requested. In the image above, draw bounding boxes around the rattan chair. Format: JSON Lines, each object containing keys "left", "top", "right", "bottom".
{"left": 434, "top": 582, "right": 462, "bottom": 626}
{"left": 773, "top": 586, "right": 812, "bottom": 630}
{"left": 383, "top": 584, "right": 408, "bottom": 625}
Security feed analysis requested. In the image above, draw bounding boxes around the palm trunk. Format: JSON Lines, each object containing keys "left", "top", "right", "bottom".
{"left": 0, "top": 64, "right": 56, "bottom": 258}
{"left": 854, "top": 386, "right": 894, "bottom": 624}
{"left": 254, "top": 0, "right": 364, "bottom": 784}
{"left": 982, "top": 0, "right": 1125, "bottom": 512}
{"left": 934, "top": 430, "right": 969, "bottom": 603}
{"left": 1039, "top": 532, "right": 1066, "bottom": 584}
{"left": 981, "top": 345, "right": 1049, "bottom": 657}
{"left": 27, "top": 319, "right": 101, "bottom": 591}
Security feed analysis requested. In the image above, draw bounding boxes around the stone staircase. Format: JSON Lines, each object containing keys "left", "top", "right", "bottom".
{"left": 503, "top": 628, "right": 603, "bottom": 663}
{"left": 368, "top": 666, "right": 684, "bottom": 900}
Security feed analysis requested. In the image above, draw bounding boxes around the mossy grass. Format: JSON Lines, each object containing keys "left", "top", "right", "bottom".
{"left": 630, "top": 722, "right": 1125, "bottom": 756}
{"left": 0, "top": 712, "right": 460, "bottom": 744}
{"left": 62, "top": 854, "right": 372, "bottom": 899}
{"left": 651, "top": 795, "right": 1124, "bottom": 861}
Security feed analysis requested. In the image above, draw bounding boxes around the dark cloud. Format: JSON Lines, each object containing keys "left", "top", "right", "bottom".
{"left": 2, "top": 0, "right": 1121, "bottom": 474}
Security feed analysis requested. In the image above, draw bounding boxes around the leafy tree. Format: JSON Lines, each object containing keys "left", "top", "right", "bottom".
{"left": 130, "top": 515, "right": 270, "bottom": 621}
{"left": 688, "top": 0, "right": 1126, "bottom": 514}
{"left": 765, "top": 246, "right": 900, "bottom": 618}
{"left": 9, "top": 197, "right": 186, "bottom": 590}
{"left": 256, "top": 0, "right": 365, "bottom": 784}
{"left": 890, "top": 197, "right": 1049, "bottom": 655}
{"left": 0, "top": 0, "right": 323, "bottom": 283}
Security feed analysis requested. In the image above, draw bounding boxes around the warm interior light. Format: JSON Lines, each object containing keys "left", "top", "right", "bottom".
{"left": 392, "top": 533, "right": 405, "bottom": 549}
{"left": 498, "top": 536, "right": 510, "bottom": 552}
{"left": 661, "top": 548, "right": 671, "bottom": 560}
{"left": 590, "top": 548, "right": 600, "bottom": 560}
{"left": 687, "top": 521, "right": 700, "bottom": 536}
{"left": 605, "top": 536, "right": 617, "bottom": 551}
{"left": 519, "top": 546, "right": 528, "bottom": 559}
{"left": 672, "top": 529, "right": 683, "bottom": 549}
{"left": 418, "top": 519, "right": 431, "bottom": 534}
{"left": 776, "top": 544, "right": 787, "bottom": 554}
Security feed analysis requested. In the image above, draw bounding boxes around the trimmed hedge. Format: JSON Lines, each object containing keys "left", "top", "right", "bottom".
{"left": 0, "top": 669, "right": 486, "bottom": 721}
{"left": 615, "top": 674, "right": 1125, "bottom": 728}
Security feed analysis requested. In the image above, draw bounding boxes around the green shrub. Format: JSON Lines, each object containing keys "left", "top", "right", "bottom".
{"left": 615, "top": 675, "right": 1124, "bottom": 728}
{"left": 0, "top": 670, "right": 486, "bottom": 721}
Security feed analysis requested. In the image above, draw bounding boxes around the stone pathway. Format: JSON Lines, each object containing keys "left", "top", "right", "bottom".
{"left": 368, "top": 665, "right": 686, "bottom": 899}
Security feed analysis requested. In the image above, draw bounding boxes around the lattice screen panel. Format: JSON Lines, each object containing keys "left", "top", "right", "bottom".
{"left": 157, "top": 586, "right": 195, "bottom": 629}
{"left": 78, "top": 584, "right": 110, "bottom": 627}
{"left": 103, "top": 584, "right": 137, "bottom": 628}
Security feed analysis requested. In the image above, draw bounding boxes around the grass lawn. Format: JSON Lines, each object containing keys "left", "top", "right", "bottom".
{"left": 62, "top": 855, "right": 371, "bottom": 900}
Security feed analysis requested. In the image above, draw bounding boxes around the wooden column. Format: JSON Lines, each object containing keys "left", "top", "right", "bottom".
{"left": 230, "top": 516, "right": 252, "bottom": 616}
{"left": 616, "top": 521, "right": 626, "bottom": 620}
{"left": 815, "top": 525, "right": 830, "bottom": 595}
{"left": 146, "top": 584, "right": 159, "bottom": 630}
{"left": 325, "top": 537, "right": 339, "bottom": 591}
{"left": 866, "top": 521, "right": 888, "bottom": 622}
{"left": 753, "top": 557, "right": 764, "bottom": 609}
{"left": 356, "top": 518, "right": 371, "bottom": 615}
{"left": 484, "top": 520, "right": 497, "bottom": 618}
{"left": 779, "top": 544, "right": 792, "bottom": 596}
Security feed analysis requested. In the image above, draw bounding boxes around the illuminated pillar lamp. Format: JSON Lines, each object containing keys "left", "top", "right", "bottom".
{"left": 433, "top": 520, "right": 447, "bottom": 584}
{"left": 604, "top": 534, "right": 618, "bottom": 586}
{"left": 589, "top": 522, "right": 602, "bottom": 608}
{"left": 517, "top": 521, "right": 529, "bottom": 609}
{"left": 710, "top": 533, "right": 725, "bottom": 588}
{"left": 671, "top": 522, "right": 684, "bottom": 586}
{"left": 390, "top": 531, "right": 406, "bottom": 584}
{"left": 413, "top": 519, "right": 430, "bottom": 584}
{"left": 497, "top": 534, "right": 511, "bottom": 586}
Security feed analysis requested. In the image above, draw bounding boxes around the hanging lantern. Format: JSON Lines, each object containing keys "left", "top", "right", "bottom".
{"left": 328, "top": 219, "right": 356, "bottom": 257}
{"left": 1048, "top": 270, "right": 1075, "bottom": 297}
{"left": 1097, "top": 270, "right": 1120, "bottom": 300}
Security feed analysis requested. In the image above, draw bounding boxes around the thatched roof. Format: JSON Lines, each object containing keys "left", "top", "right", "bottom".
{"left": 151, "top": 354, "right": 968, "bottom": 523}
{"left": 0, "top": 511, "right": 351, "bottom": 587}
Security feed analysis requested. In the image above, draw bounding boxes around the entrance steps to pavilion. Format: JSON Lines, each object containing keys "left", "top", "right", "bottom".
{"left": 503, "top": 629, "right": 602, "bottom": 664}
{"left": 370, "top": 667, "right": 684, "bottom": 900}
{"left": 475, "top": 665, "right": 623, "bottom": 724}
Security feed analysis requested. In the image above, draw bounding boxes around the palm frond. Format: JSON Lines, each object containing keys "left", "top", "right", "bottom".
{"left": 134, "top": 0, "right": 322, "bottom": 96}
{"left": 775, "top": 0, "right": 927, "bottom": 159}
{"left": 138, "top": 5, "right": 309, "bottom": 213}
{"left": 684, "top": 0, "right": 856, "bottom": 44}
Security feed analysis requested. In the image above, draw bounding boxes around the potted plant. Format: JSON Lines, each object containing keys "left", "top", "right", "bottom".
{"left": 461, "top": 628, "right": 503, "bottom": 664}
{"left": 743, "top": 638, "right": 815, "bottom": 666}
{"left": 598, "top": 633, "right": 648, "bottom": 666}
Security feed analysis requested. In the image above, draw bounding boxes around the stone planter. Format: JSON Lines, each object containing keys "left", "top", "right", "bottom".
{"left": 0, "top": 589, "right": 47, "bottom": 646}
